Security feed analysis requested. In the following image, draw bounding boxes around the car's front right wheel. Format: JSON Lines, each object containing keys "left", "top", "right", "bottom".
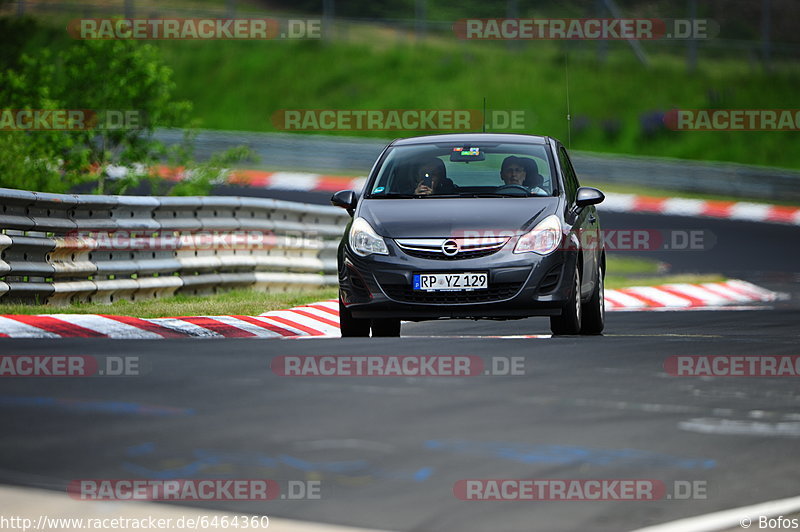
{"left": 580, "top": 264, "right": 605, "bottom": 335}
{"left": 550, "top": 267, "right": 582, "bottom": 335}
{"left": 339, "top": 295, "right": 370, "bottom": 337}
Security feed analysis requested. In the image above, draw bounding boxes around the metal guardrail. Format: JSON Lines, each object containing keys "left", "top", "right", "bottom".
{"left": 0, "top": 188, "right": 350, "bottom": 306}
{"left": 154, "top": 129, "right": 800, "bottom": 202}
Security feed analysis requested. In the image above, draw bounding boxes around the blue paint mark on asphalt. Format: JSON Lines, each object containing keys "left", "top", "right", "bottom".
{"left": 126, "top": 443, "right": 157, "bottom": 457}
{"left": 413, "top": 467, "right": 434, "bottom": 482}
{"left": 0, "top": 396, "right": 194, "bottom": 417}
{"left": 424, "top": 440, "right": 716, "bottom": 469}
{"left": 121, "top": 443, "right": 434, "bottom": 483}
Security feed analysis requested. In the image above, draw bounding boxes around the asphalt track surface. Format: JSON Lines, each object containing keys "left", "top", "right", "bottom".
{"left": 1, "top": 187, "right": 799, "bottom": 532}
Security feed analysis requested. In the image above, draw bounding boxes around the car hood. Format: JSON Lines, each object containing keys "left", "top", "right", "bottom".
{"left": 358, "top": 198, "right": 560, "bottom": 238}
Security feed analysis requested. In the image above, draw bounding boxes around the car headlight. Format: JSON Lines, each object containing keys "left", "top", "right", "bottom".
{"left": 349, "top": 217, "right": 389, "bottom": 257}
{"left": 513, "top": 214, "right": 563, "bottom": 255}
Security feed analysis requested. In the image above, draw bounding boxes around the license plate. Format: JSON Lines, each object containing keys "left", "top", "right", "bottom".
{"left": 413, "top": 272, "right": 488, "bottom": 291}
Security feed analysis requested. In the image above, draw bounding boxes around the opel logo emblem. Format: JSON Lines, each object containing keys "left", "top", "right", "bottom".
{"left": 442, "top": 239, "right": 459, "bottom": 256}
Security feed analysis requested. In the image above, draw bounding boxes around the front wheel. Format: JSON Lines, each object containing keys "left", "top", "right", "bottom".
{"left": 580, "top": 264, "right": 605, "bottom": 335}
{"left": 550, "top": 267, "right": 582, "bottom": 335}
{"left": 339, "top": 296, "right": 370, "bottom": 337}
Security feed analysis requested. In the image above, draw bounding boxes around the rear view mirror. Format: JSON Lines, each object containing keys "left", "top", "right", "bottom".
{"left": 331, "top": 190, "right": 357, "bottom": 215}
{"left": 576, "top": 187, "right": 605, "bottom": 208}
{"left": 449, "top": 147, "right": 485, "bottom": 162}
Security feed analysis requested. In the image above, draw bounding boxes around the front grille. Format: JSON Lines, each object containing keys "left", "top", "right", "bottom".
{"left": 395, "top": 237, "right": 508, "bottom": 261}
{"left": 401, "top": 247, "right": 499, "bottom": 260}
{"left": 381, "top": 282, "right": 523, "bottom": 304}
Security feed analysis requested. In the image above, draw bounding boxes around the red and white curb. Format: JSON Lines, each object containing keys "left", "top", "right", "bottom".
{"left": 603, "top": 279, "right": 784, "bottom": 311}
{"left": 600, "top": 193, "right": 800, "bottom": 225}
{"left": 152, "top": 167, "right": 800, "bottom": 226}
{"left": 0, "top": 280, "right": 785, "bottom": 339}
{"left": 0, "top": 301, "right": 340, "bottom": 339}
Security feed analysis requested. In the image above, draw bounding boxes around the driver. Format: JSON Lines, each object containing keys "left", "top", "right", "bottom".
{"left": 414, "top": 158, "right": 458, "bottom": 195}
{"left": 500, "top": 156, "right": 527, "bottom": 186}
{"left": 500, "top": 156, "right": 548, "bottom": 195}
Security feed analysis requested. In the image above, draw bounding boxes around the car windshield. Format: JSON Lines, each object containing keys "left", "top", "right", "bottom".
{"left": 366, "top": 142, "right": 556, "bottom": 198}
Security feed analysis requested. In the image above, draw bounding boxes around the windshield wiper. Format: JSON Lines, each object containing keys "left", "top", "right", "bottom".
{"left": 459, "top": 192, "right": 530, "bottom": 198}
{"left": 371, "top": 193, "right": 462, "bottom": 199}
{"left": 370, "top": 193, "right": 418, "bottom": 199}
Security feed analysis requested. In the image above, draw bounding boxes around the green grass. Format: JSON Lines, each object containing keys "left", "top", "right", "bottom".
{"left": 604, "top": 255, "right": 724, "bottom": 289}
{"left": 605, "top": 273, "right": 725, "bottom": 290}
{"left": 606, "top": 255, "right": 662, "bottom": 275}
{"left": 7, "top": 17, "right": 800, "bottom": 172}
{"left": 153, "top": 34, "right": 800, "bottom": 170}
{"left": 0, "top": 288, "right": 338, "bottom": 318}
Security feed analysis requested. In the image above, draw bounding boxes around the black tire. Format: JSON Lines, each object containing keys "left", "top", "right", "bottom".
{"left": 580, "top": 264, "right": 605, "bottom": 335}
{"left": 339, "top": 296, "right": 370, "bottom": 337}
{"left": 371, "top": 318, "right": 401, "bottom": 337}
{"left": 550, "top": 266, "right": 582, "bottom": 335}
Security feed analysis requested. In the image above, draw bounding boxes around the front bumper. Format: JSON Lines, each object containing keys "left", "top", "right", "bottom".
{"left": 339, "top": 239, "right": 578, "bottom": 321}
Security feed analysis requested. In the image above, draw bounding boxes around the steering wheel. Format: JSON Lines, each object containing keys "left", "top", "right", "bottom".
{"left": 495, "top": 184, "right": 530, "bottom": 195}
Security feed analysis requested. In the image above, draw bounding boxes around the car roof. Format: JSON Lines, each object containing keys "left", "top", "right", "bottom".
{"left": 391, "top": 133, "right": 552, "bottom": 146}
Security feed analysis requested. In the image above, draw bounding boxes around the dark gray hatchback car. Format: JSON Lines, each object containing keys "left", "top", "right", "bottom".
{"left": 331, "top": 133, "right": 605, "bottom": 337}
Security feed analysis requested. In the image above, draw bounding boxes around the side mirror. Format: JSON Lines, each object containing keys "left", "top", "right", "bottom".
{"left": 331, "top": 190, "right": 357, "bottom": 215}
{"left": 576, "top": 187, "right": 605, "bottom": 208}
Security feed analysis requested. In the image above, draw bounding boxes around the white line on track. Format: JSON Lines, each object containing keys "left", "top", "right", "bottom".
{"left": 0, "top": 484, "right": 393, "bottom": 532}
{"left": 678, "top": 418, "right": 800, "bottom": 437}
{"left": 631, "top": 494, "right": 800, "bottom": 532}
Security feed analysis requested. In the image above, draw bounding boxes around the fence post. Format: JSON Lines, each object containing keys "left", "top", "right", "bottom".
{"left": 595, "top": 0, "right": 607, "bottom": 63}
{"left": 323, "top": 0, "right": 335, "bottom": 42}
{"left": 603, "top": 0, "right": 649, "bottom": 66}
{"left": 761, "top": 0, "right": 771, "bottom": 69}
{"left": 415, "top": 0, "right": 427, "bottom": 42}
{"left": 506, "top": 0, "right": 521, "bottom": 51}
{"left": 687, "top": 0, "right": 697, "bottom": 73}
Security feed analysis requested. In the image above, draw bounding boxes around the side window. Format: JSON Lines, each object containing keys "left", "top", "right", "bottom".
{"left": 558, "top": 147, "right": 579, "bottom": 204}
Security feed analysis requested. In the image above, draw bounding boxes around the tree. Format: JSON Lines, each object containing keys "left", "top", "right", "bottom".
{"left": 0, "top": 35, "right": 252, "bottom": 194}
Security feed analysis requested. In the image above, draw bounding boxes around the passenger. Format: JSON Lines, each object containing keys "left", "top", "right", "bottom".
{"left": 413, "top": 158, "right": 458, "bottom": 195}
